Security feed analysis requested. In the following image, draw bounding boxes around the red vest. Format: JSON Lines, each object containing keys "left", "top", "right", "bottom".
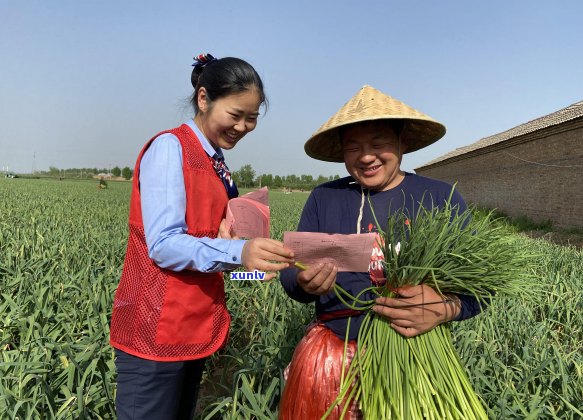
{"left": 110, "top": 124, "right": 231, "bottom": 362}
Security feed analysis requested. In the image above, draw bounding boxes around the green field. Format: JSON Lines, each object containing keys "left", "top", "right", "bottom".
{"left": 1, "top": 178, "right": 581, "bottom": 419}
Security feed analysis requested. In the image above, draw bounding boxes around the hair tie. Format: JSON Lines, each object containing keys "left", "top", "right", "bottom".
{"left": 192, "top": 53, "right": 217, "bottom": 69}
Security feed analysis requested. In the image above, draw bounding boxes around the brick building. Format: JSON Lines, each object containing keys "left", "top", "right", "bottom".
{"left": 415, "top": 101, "right": 583, "bottom": 229}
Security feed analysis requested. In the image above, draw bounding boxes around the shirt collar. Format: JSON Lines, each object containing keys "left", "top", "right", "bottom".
{"left": 186, "top": 119, "right": 223, "bottom": 159}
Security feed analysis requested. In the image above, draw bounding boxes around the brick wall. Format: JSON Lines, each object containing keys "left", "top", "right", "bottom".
{"left": 415, "top": 119, "right": 583, "bottom": 229}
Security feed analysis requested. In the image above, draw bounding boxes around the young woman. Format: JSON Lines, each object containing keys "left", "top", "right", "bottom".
{"left": 109, "top": 53, "right": 294, "bottom": 420}
{"left": 279, "top": 85, "right": 484, "bottom": 419}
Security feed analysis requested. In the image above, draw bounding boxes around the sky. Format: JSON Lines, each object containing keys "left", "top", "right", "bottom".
{"left": 1, "top": 1, "right": 582, "bottom": 178}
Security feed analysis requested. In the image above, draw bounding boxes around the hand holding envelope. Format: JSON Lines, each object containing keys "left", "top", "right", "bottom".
{"left": 225, "top": 187, "right": 270, "bottom": 239}
{"left": 224, "top": 188, "right": 294, "bottom": 278}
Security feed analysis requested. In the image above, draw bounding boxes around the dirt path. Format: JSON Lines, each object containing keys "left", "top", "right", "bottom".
{"left": 521, "top": 230, "right": 583, "bottom": 249}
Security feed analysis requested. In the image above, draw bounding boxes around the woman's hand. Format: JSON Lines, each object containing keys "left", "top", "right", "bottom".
{"left": 241, "top": 238, "right": 294, "bottom": 280}
{"left": 296, "top": 262, "right": 338, "bottom": 295}
{"left": 371, "top": 284, "right": 461, "bottom": 337}
{"left": 218, "top": 219, "right": 239, "bottom": 239}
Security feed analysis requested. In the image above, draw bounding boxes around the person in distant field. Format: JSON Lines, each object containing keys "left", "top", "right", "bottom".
{"left": 98, "top": 177, "right": 108, "bottom": 189}
{"left": 109, "top": 53, "right": 294, "bottom": 420}
{"left": 278, "top": 85, "right": 485, "bottom": 419}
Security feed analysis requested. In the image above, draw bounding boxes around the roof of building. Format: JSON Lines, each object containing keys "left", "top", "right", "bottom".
{"left": 417, "top": 99, "right": 583, "bottom": 168}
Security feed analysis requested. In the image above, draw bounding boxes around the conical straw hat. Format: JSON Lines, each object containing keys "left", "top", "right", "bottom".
{"left": 304, "top": 85, "right": 446, "bottom": 162}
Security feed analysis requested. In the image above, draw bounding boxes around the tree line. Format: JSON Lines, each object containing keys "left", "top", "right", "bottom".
{"left": 34, "top": 164, "right": 341, "bottom": 190}
{"left": 41, "top": 166, "right": 134, "bottom": 180}
{"left": 232, "top": 164, "right": 340, "bottom": 190}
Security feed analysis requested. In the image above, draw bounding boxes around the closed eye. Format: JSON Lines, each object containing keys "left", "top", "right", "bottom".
{"left": 343, "top": 141, "right": 360, "bottom": 152}
{"left": 343, "top": 147, "right": 359, "bottom": 152}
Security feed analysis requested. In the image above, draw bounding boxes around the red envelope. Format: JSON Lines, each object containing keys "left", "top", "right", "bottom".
{"left": 283, "top": 231, "right": 376, "bottom": 272}
{"left": 225, "top": 187, "right": 270, "bottom": 238}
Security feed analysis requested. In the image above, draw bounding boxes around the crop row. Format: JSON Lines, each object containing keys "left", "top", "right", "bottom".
{"left": 0, "top": 178, "right": 581, "bottom": 419}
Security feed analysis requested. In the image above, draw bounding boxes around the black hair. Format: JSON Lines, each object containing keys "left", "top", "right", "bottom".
{"left": 190, "top": 57, "right": 267, "bottom": 114}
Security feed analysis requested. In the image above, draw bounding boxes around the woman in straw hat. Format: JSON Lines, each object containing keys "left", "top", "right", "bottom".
{"left": 278, "top": 85, "right": 484, "bottom": 419}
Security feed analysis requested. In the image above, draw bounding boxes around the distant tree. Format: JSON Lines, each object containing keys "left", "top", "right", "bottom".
{"left": 233, "top": 173, "right": 344, "bottom": 190}
{"left": 121, "top": 167, "right": 133, "bottom": 180}
{"left": 232, "top": 171, "right": 241, "bottom": 186}
{"left": 258, "top": 173, "right": 273, "bottom": 188}
{"left": 286, "top": 174, "right": 299, "bottom": 189}
{"left": 112, "top": 166, "right": 121, "bottom": 177}
{"left": 299, "top": 174, "right": 313, "bottom": 190}
{"left": 49, "top": 166, "right": 60, "bottom": 176}
{"left": 237, "top": 164, "right": 256, "bottom": 188}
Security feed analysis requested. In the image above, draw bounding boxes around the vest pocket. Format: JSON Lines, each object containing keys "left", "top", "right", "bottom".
{"left": 155, "top": 273, "right": 223, "bottom": 345}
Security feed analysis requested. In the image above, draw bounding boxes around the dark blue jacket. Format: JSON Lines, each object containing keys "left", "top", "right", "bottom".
{"left": 280, "top": 173, "right": 484, "bottom": 340}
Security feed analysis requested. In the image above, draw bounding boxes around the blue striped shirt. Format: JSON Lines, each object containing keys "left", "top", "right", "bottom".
{"left": 139, "top": 119, "right": 245, "bottom": 273}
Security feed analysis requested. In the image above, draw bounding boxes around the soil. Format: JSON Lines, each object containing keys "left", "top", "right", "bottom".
{"left": 520, "top": 230, "right": 583, "bottom": 250}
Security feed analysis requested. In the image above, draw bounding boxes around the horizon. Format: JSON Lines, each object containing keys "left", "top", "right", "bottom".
{"left": 2, "top": 1, "right": 582, "bottom": 177}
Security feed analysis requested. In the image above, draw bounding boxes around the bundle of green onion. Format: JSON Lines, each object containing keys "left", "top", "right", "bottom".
{"left": 324, "top": 190, "right": 539, "bottom": 419}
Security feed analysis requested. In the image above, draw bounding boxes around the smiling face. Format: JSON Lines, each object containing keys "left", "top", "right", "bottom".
{"left": 195, "top": 87, "right": 261, "bottom": 150}
{"left": 341, "top": 120, "right": 406, "bottom": 191}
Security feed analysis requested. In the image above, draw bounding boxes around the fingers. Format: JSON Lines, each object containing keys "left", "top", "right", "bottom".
{"left": 372, "top": 298, "right": 443, "bottom": 321}
{"left": 372, "top": 285, "right": 452, "bottom": 337}
{"left": 392, "top": 285, "right": 424, "bottom": 299}
{"left": 371, "top": 301, "right": 425, "bottom": 337}
{"left": 297, "top": 263, "right": 337, "bottom": 295}
{"left": 218, "top": 219, "right": 232, "bottom": 239}
{"left": 378, "top": 284, "right": 443, "bottom": 308}
{"left": 261, "top": 272, "right": 278, "bottom": 282}
{"left": 383, "top": 306, "right": 441, "bottom": 319}
{"left": 218, "top": 219, "right": 240, "bottom": 240}
{"left": 241, "top": 238, "right": 295, "bottom": 272}
{"left": 372, "top": 304, "right": 438, "bottom": 338}
{"left": 252, "top": 260, "right": 290, "bottom": 272}
{"left": 371, "top": 302, "right": 425, "bottom": 337}
{"left": 249, "top": 238, "right": 294, "bottom": 260}
{"left": 390, "top": 324, "right": 421, "bottom": 338}
{"left": 374, "top": 296, "right": 445, "bottom": 310}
